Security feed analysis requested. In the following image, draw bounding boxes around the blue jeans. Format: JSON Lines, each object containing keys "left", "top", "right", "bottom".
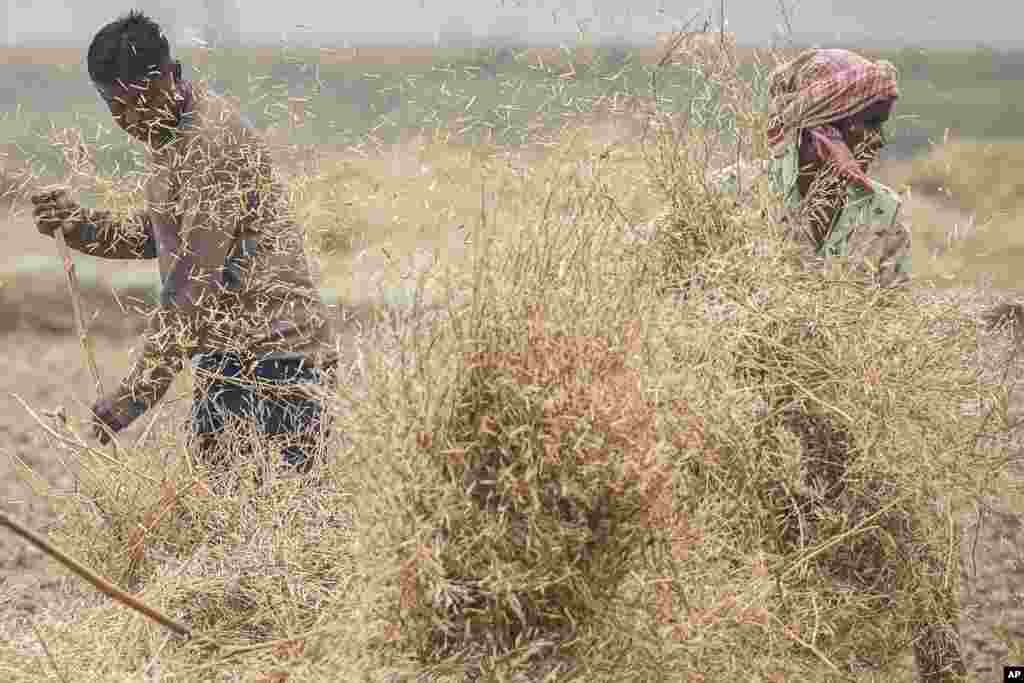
{"left": 191, "top": 352, "right": 333, "bottom": 475}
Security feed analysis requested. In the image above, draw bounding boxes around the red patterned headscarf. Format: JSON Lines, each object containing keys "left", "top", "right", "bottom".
{"left": 767, "top": 49, "right": 899, "bottom": 190}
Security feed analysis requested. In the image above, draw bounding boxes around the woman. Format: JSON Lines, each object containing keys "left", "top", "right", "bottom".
{"left": 751, "top": 49, "right": 965, "bottom": 682}
{"left": 719, "top": 48, "right": 912, "bottom": 287}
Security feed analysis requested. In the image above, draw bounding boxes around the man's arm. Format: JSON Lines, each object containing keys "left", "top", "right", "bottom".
{"left": 69, "top": 208, "right": 159, "bottom": 260}
{"left": 93, "top": 307, "right": 189, "bottom": 436}
{"left": 94, "top": 183, "right": 238, "bottom": 432}
{"left": 32, "top": 190, "right": 157, "bottom": 260}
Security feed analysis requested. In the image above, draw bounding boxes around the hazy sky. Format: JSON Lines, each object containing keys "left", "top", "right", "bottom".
{"left": 5, "top": 1, "right": 1022, "bottom": 48}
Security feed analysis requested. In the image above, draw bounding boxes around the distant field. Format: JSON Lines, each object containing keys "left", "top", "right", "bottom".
{"left": 880, "top": 139, "right": 1024, "bottom": 289}
{"left": 0, "top": 43, "right": 667, "bottom": 174}
{"left": 4, "top": 43, "right": 1024, "bottom": 291}
{"left": 4, "top": 43, "right": 1024, "bottom": 169}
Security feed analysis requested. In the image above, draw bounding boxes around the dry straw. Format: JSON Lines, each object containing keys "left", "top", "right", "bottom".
{"left": 0, "top": 21, "right": 1018, "bottom": 683}
{"left": 0, "top": 511, "right": 191, "bottom": 638}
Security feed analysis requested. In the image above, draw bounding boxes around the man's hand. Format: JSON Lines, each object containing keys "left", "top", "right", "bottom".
{"left": 90, "top": 390, "right": 148, "bottom": 445}
{"left": 31, "top": 189, "right": 86, "bottom": 239}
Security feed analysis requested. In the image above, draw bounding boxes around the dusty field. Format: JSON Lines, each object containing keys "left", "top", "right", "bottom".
{"left": 921, "top": 285, "right": 1024, "bottom": 679}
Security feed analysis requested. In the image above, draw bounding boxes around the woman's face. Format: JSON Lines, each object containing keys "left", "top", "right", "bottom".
{"left": 839, "top": 99, "right": 894, "bottom": 172}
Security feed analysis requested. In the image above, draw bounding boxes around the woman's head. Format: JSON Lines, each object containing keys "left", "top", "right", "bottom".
{"left": 836, "top": 98, "right": 893, "bottom": 170}
{"left": 769, "top": 49, "right": 899, "bottom": 189}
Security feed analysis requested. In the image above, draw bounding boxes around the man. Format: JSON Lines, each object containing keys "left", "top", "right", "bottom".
{"left": 716, "top": 48, "right": 911, "bottom": 287}
{"left": 31, "top": 11, "right": 337, "bottom": 478}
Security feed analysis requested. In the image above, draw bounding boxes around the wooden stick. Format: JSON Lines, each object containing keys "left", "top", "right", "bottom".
{"left": 39, "top": 187, "right": 122, "bottom": 455}
{"left": 54, "top": 226, "right": 105, "bottom": 399}
{"left": 0, "top": 510, "right": 191, "bottom": 638}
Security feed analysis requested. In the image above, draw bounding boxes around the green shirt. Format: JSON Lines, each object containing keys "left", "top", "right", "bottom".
{"left": 716, "top": 141, "right": 908, "bottom": 275}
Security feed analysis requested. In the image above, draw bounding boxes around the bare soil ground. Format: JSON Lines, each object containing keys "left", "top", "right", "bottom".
{"left": 919, "top": 284, "right": 1024, "bottom": 679}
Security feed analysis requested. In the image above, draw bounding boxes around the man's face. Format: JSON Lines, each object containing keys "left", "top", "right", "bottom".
{"left": 97, "top": 64, "right": 179, "bottom": 148}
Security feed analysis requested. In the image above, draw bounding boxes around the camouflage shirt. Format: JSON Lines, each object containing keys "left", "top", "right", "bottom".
{"left": 65, "top": 82, "right": 337, "bottom": 413}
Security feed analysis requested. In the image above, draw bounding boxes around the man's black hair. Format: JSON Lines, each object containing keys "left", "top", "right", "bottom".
{"left": 87, "top": 10, "right": 172, "bottom": 86}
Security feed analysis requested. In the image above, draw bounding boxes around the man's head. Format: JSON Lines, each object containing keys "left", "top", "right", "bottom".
{"left": 87, "top": 11, "right": 183, "bottom": 148}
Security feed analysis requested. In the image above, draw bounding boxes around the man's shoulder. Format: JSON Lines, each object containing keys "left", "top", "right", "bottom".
{"left": 171, "top": 85, "right": 268, "bottom": 177}
{"left": 186, "top": 83, "right": 258, "bottom": 146}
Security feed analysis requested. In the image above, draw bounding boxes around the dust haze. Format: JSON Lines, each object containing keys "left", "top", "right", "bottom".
{"left": 4, "top": 1, "right": 1023, "bottom": 48}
